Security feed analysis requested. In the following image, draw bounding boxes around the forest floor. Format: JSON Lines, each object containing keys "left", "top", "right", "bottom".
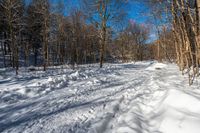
{"left": 0, "top": 61, "right": 200, "bottom": 133}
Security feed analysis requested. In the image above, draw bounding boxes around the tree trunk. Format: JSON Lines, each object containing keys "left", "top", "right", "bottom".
{"left": 100, "top": 24, "right": 106, "bottom": 68}
{"left": 43, "top": 17, "right": 48, "bottom": 71}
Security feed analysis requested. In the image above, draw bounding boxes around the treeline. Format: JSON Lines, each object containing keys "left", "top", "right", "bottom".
{"left": 171, "top": 0, "right": 200, "bottom": 84}
{"left": 145, "top": 0, "right": 200, "bottom": 85}
{"left": 0, "top": 0, "right": 154, "bottom": 74}
{"left": 0, "top": 0, "right": 101, "bottom": 73}
{"left": 2, "top": 0, "right": 199, "bottom": 85}
{"left": 112, "top": 21, "right": 150, "bottom": 62}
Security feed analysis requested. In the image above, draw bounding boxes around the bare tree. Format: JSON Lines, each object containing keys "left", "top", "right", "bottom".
{"left": 82, "top": 0, "right": 127, "bottom": 68}
{"left": 27, "top": 0, "right": 51, "bottom": 71}
{"left": 0, "top": 0, "right": 24, "bottom": 74}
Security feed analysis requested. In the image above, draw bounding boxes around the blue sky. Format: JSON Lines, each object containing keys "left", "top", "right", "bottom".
{"left": 25, "top": 0, "right": 151, "bottom": 25}
{"left": 49, "top": 0, "right": 150, "bottom": 22}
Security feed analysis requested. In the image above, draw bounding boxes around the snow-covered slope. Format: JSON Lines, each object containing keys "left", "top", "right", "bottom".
{"left": 0, "top": 61, "right": 200, "bottom": 133}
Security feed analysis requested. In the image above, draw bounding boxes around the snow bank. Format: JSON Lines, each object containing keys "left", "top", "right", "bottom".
{"left": 0, "top": 63, "right": 123, "bottom": 105}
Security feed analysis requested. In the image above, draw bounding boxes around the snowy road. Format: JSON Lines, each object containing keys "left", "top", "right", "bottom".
{"left": 0, "top": 62, "right": 200, "bottom": 133}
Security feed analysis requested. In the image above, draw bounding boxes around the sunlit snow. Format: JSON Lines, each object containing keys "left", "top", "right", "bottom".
{"left": 0, "top": 61, "right": 200, "bottom": 133}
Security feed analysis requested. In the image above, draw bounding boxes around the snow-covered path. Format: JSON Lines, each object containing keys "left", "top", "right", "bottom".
{"left": 0, "top": 62, "right": 200, "bottom": 133}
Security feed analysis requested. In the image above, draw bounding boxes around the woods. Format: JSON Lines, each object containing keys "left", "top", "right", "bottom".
{"left": 0, "top": 0, "right": 151, "bottom": 71}
{"left": 171, "top": 0, "right": 200, "bottom": 84}
{"left": 0, "top": 0, "right": 200, "bottom": 84}
{"left": 0, "top": 0, "right": 24, "bottom": 74}
{"left": 140, "top": 0, "right": 200, "bottom": 85}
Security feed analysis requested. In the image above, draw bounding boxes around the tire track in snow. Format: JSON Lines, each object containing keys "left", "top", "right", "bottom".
{"left": 89, "top": 63, "right": 155, "bottom": 133}
{"left": 109, "top": 64, "right": 171, "bottom": 133}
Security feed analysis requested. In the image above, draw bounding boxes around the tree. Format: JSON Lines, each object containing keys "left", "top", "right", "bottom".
{"left": 27, "top": 0, "right": 51, "bottom": 71}
{"left": 113, "top": 20, "right": 149, "bottom": 62}
{"left": 0, "top": 0, "right": 25, "bottom": 74}
{"left": 83, "top": 0, "right": 127, "bottom": 68}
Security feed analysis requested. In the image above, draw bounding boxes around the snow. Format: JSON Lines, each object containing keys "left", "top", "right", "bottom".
{"left": 0, "top": 61, "right": 200, "bottom": 133}
{"left": 158, "top": 89, "right": 200, "bottom": 133}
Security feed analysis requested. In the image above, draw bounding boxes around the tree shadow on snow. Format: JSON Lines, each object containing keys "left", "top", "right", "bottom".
{"left": 0, "top": 96, "right": 114, "bottom": 132}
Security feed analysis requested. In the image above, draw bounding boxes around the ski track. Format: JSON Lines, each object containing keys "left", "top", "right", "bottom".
{"left": 0, "top": 62, "right": 199, "bottom": 133}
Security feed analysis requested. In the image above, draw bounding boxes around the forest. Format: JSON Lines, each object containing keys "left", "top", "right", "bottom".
{"left": 0, "top": 1, "right": 166, "bottom": 68}
{"left": 1, "top": 0, "right": 200, "bottom": 133}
